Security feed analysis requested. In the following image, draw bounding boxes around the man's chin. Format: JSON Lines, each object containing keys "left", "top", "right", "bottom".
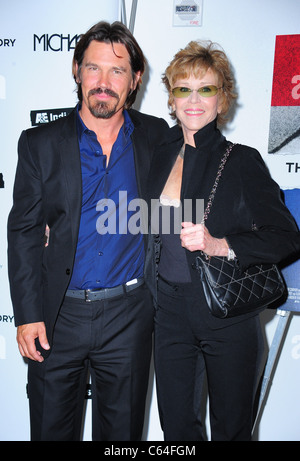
{"left": 89, "top": 102, "right": 118, "bottom": 119}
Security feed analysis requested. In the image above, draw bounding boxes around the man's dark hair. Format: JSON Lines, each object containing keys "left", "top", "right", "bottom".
{"left": 72, "top": 21, "right": 146, "bottom": 109}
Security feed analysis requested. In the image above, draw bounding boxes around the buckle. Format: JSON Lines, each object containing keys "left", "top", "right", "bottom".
{"left": 85, "top": 289, "right": 91, "bottom": 302}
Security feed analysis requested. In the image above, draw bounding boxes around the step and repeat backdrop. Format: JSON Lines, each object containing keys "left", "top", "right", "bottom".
{"left": 268, "top": 34, "right": 300, "bottom": 311}
{"left": 0, "top": 0, "right": 299, "bottom": 441}
{"left": 0, "top": 0, "right": 121, "bottom": 441}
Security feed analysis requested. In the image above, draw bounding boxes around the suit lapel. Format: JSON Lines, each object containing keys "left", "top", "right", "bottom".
{"left": 147, "top": 122, "right": 227, "bottom": 213}
{"left": 58, "top": 109, "right": 82, "bottom": 246}
{"left": 131, "top": 125, "right": 149, "bottom": 200}
{"left": 148, "top": 142, "right": 180, "bottom": 201}
{"left": 147, "top": 124, "right": 183, "bottom": 202}
{"left": 181, "top": 144, "right": 216, "bottom": 203}
{"left": 182, "top": 123, "right": 227, "bottom": 204}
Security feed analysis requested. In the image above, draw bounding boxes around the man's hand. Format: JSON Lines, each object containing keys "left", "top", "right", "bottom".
{"left": 180, "top": 222, "right": 229, "bottom": 256}
{"left": 17, "top": 322, "right": 50, "bottom": 362}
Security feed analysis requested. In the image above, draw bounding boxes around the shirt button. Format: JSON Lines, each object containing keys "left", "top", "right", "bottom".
{"left": 98, "top": 252, "right": 103, "bottom": 256}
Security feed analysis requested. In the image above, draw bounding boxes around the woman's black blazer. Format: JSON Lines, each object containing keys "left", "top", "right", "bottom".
{"left": 146, "top": 119, "right": 300, "bottom": 325}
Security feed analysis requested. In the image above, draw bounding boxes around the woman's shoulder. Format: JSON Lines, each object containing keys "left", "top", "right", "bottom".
{"left": 227, "top": 142, "right": 272, "bottom": 181}
{"left": 229, "top": 142, "right": 264, "bottom": 164}
{"left": 230, "top": 142, "right": 259, "bottom": 155}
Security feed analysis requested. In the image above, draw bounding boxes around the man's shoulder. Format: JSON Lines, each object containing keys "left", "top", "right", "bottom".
{"left": 128, "top": 108, "right": 168, "bottom": 129}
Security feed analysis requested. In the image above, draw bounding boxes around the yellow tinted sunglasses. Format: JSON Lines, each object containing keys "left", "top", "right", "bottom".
{"left": 172, "top": 85, "right": 222, "bottom": 98}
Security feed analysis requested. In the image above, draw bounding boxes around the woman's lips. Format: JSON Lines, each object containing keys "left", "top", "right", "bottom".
{"left": 184, "top": 109, "right": 205, "bottom": 116}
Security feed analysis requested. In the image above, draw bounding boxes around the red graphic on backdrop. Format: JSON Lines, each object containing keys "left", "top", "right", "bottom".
{"left": 268, "top": 35, "right": 300, "bottom": 154}
{"left": 271, "top": 35, "right": 300, "bottom": 106}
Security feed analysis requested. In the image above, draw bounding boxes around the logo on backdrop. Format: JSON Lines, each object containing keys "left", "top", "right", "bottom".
{"left": 33, "top": 34, "right": 81, "bottom": 52}
{"left": 173, "top": 0, "right": 203, "bottom": 27}
{"left": 267, "top": 36, "right": 300, "bottom": 313}
{"left": 0, "top": 38, "right": 16, "bottom": 47}
{"left": 0, "top": 315, "right": 14, "bottom": 324}
{"left": 268, "top": 35, "right": 300, "bottom": 156}
{"left": 30, "top": 108, "right": 73, "bottom": 126}
{"left": 281, "top": 189, "right": 300, "bottom": 313}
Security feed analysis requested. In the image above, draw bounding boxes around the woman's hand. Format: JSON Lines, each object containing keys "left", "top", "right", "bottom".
{"left": 180, "top": 222, "right": 229, "bottom": 257}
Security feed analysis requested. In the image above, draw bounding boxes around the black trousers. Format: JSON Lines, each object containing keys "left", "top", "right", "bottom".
{"left": 27, "top": 284, "right": 154, "bottom": 441}
{"left": 154, "top": 277, "right": 264, "bottom": 441}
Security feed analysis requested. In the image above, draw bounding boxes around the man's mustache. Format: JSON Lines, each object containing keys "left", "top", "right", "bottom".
{"left": 89, "top": 88, "right": 119, "bottom": 99}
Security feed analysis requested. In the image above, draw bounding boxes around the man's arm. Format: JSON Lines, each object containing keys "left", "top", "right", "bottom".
{"left": 8, "top": 131, "right": 47, "bottom": 359}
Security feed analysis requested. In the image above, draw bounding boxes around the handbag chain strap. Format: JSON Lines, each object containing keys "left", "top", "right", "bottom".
{"left": 201, "top": 142, "right": 235, "bottom": 224}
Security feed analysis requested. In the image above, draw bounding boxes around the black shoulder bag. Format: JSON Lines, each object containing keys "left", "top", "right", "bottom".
{"left": 195, "top": 142, "right": 286, "bottom": 319}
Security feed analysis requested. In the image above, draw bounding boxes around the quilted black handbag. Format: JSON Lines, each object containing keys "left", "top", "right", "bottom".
{"left": 195, "top": 142, "right": 286, "bottom": 319}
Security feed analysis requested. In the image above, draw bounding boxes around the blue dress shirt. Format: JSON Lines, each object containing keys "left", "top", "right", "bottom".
{"left": 68, "top": 107, "right": 144, "bottom": 290}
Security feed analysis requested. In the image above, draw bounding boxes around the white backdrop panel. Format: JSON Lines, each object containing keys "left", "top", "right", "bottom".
{"left": 1, "top": 0, "right": 299, "bottom": 442}
{"left": 0, "top": 0, "right": 120, "bottom": 441}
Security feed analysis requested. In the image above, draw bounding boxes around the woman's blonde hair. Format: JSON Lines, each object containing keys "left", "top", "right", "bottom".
{"left": 162, "top": 40, "right": 237, "bottom": 125}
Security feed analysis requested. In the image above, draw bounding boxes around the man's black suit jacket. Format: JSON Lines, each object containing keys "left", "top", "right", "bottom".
{"left": 7, "top": 107, "right": 168, "bottom": 348}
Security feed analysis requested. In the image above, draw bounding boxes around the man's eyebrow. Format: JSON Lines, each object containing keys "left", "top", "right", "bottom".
{"left": 112, "top": 66, "right": 127, "bottom": 72}
{"left": 83, "top": 63, "right": 128, "bottom": 73}
{"left": 84, "top": 61, "right": 98, "bottom": 67}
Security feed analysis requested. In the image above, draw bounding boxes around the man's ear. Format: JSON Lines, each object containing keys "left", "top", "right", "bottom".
{"left": 132, "top": 71, "right": 142, "bottom": 91}
{"left": 74, "top": 62, "right": 81, "bottom": 83}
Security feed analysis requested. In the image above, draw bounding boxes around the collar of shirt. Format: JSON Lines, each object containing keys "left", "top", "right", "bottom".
{"left": 76, "top": 104, "right": 134, "bottom": 142}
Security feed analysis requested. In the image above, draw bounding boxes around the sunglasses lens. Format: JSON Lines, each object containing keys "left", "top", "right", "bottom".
{"left": 172, "top": 87, "right": 192, "bottom": 98}
{"left": 172, "top": 85, "right": 219, "bottom": 98}
{"left": 198, "top": 85, "right": 218, "bottom": 97}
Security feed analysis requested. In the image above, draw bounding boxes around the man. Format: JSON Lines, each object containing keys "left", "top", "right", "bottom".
{"left": 7, "top": 21, "right": 168, "bottom": 441}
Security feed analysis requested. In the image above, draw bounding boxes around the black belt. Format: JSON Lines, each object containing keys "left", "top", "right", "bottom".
{"left": 65, "top": 278, "right": 144, "bottom": 302}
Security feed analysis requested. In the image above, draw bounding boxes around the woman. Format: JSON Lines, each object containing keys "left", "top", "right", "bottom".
{"left": 147, "top": 41, "right": 300, "bottom": 441}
